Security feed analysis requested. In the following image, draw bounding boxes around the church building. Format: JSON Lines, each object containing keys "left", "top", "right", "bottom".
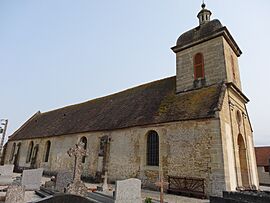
{"left": 3, "top": 4, "right": 259, "bottom": 197}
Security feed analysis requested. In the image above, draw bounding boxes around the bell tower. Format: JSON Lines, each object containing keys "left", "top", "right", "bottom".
{"left": 172, "top": 4, "right": 242, "bottom": 93}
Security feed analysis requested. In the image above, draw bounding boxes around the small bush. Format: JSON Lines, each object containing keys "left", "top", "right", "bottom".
{"left": 145, "top": 197, "right": 152, "bottom": 203}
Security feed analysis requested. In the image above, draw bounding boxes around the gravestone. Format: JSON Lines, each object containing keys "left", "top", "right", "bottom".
{"left": 55, "top": 171, "right": 73, "bottom": 192}
{"left": 66, "top": 142, "right": 88, "bottom": 196}
{"left": 5, "top": 184, "right": 25, "bottom": 203}
{"left": 101, "top": 171, "right": 109, "bottom": 191}
{"left": 31, "top": 193, "right": 96, "bottom": 203}
{"left": 0, "top": 165, "right": 14, "bottom": 176}
{"left": 114, "top": 178, "right": 141, "bottom": 203}
{"left": 0, "top": 165, "right": 14, "bottom": 185}
{"left": 21, "top": 168, "right": 43, "bottom": 190}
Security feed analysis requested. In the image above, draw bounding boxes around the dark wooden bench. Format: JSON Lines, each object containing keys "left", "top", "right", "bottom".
{"left": 167, "top": 176, "right": 206, "bottom": 199}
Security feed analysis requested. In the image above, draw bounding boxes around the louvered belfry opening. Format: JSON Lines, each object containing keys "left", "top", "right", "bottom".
{"left": 194, "top": 53, "right": 204, "bottom": 79}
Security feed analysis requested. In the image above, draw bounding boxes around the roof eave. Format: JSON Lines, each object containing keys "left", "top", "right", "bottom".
{"left": 226, "top": 82, "right": 249, "bottom": 103}
{"left": 9, "top": 116, "right": 218, "bottom": 141}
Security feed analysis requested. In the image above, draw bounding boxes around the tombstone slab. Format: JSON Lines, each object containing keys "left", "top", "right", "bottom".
{"left": 21, "top": 168, "right": 43, "bottom": 190}
{"left": 0, "top": 165, "right": 14, "bottom": 185}
{"left": 114, "top": 178, "right": 141, "bottom": 203}
{"left": 55, "top": 171, "right": 73, "bottom": 192}
{"left": 66, "top": 180, "right": 88, "bottom": 197}
{"left": 5, "top": 184, "right": 25, "bottom": 203}
{"left": 31, "top": 193, "right": 96, "bottom": 203}
{"left": 0, "top": 165, "right": 14, "bottom": 176}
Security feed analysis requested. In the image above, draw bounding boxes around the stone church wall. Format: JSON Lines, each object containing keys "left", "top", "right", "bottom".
{"left": 5, "top": 118, "right": 225, "bottom": 196}
{"left": 219, "top": 88, "right": 259, "bottom": 191}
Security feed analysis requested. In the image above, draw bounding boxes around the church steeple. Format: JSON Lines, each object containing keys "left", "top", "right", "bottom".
{"left": 197, "top": 2, "right": 212, "bottom": 25}
{"left": 172, "top": 3, "right": 243, "bottom": 93}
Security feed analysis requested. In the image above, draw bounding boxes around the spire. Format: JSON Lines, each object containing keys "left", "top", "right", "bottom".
{"left": 197, "top": 2, "right": 212, "bottom": 25}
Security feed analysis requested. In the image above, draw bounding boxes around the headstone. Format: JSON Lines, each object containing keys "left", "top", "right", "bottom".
{"left": 21, "top": 168, "right": 43, "bottom": 190}
{"left": 114, "top": 178, "right": 141, "bottom": 203}
{"left": 66, "top": 142, "right": 88, "bottom": 196}
{"left": 31, "top": 193, "right": 96, "bottom": 203}
{"left": 55, "top": 171, "right": 73, "bottom": 192}
{"left": 0, "top": 165, "right": 14, "bottom": 185}
{"left": 0, "top": 165, "right": 14, "bottom": 176}
{"left": 101, "top": 171, "right": 109, "bottom": 191}
{"left": 5, "top": 184, "right": 25, "bottom": 203}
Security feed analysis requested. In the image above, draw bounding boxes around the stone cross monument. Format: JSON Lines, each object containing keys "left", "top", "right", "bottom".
{"left": 155, "top": 169, "right": 168, "bottom": 203}
{"left": 66, "top": 142, "right": 88, "bottom": 196}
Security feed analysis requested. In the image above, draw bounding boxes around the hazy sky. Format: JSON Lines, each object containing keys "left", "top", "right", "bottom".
{"left": 0, "top": 1, "right": 269, "bottom": 146}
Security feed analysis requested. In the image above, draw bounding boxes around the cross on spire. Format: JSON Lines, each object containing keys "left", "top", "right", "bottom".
{"left": 201, "top": 0, "right": 206, "bottom": 9}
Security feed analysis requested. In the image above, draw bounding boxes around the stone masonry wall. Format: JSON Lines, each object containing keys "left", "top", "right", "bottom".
{"left": 175, "top": 36, "right": 227, "bottom": 93}
{"left": 5, "top": 118, "right": 225, "bottom": 197}
{"left": 219, "top": 87, "right": 259, "bottom": 191}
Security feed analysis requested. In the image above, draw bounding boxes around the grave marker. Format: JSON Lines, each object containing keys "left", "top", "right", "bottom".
{"left": 66, "top": 142, "right": 88, "bottom": 196}
{"left": 114, "top": 178, "right": 141, "bottom": 203}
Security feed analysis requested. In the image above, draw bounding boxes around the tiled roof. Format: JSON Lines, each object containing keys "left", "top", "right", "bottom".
{"left": 9, "top": 76, "right": 224, "bottom": 141}
{"left": 255, "top": 147, "right": 270, "bottom": 166}
{"left": 176, "top": 19, "right": 223, "bottom": 48}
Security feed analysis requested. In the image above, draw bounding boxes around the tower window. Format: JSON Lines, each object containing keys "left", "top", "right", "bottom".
{"left": 194, "top": 53, "right": 205, "bottom": 79}
{"left": 147, "top": 130, "right": 159, "bottom": 166}
{"left": 44, "top": 141, "right": 51, "bottom": 162}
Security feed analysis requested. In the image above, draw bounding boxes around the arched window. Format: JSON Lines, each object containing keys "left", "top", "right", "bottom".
{"left": 194, "top": 53, "right": 204, "bottom": 79}
{"left": 9, "top": 143, "right": 16, "bottom": 163}
{"left": 147, "top": 131, "right": 159, "bottom": 166}
{"left": 80, "top": 137, "right": 87, "bottom": 163}
{"left": 26, "top": 141, "right": 34, "bottom": 163}
{"left": 44, "top": 141, "right": 51, "bottom": 162}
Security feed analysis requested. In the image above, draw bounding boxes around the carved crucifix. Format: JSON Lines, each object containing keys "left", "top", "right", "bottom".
{"left": 155, "top": 168, "right": 168, "bottom": 203}
{"left": 67, "top": 142, "right": 87, "bottom": 182}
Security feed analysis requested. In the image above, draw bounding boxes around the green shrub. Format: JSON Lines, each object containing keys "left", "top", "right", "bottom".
{"left": 144, "top": 197, "right": 152, "bottom": 203}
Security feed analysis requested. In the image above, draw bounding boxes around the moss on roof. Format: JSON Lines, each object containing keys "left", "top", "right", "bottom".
{"left": 10, "top": 76, "right": 224, "bottom": 141}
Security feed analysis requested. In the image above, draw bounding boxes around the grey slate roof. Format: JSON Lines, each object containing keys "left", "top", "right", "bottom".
{"left": 172, "top": 19, "right": 242, "bottom": 56}
{"left": 9, "top": 76, "right": 225, "bottom": 141}
{"left": 176, "top": 19, "right": 223, "bottom": 47}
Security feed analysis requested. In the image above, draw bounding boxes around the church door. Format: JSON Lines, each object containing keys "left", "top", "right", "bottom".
{"left": 238, "top": 134, "right": 249, "bottom": 188}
